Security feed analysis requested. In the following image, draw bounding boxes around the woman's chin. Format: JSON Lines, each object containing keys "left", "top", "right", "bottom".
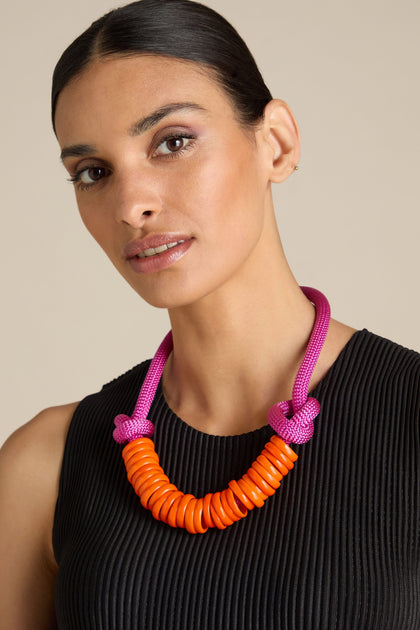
{"left": 125, "top": 279, "right": 203, "bottom": 311}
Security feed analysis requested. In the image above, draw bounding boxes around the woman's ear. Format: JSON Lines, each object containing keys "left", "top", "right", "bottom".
{"left": 261, "top": 99, "right": 300, "bottom": 183}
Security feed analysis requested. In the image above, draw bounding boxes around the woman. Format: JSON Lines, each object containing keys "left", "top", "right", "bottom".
{"left": 0, "top": 0, "right": 418, "bottom": 627}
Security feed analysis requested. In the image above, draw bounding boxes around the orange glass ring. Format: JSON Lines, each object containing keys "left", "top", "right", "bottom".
{"left": 122, "top": 434, "right": 298, "bottom": 534}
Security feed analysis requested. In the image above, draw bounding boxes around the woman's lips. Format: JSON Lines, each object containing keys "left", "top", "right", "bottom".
{"left": 125, "top": 235, "right": 193, "bottom": 274}
{"left": 136, "top": 239, "right": 185, "bottom": 258}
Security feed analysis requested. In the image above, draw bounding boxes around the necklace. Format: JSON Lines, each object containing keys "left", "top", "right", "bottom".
{"left": 113, "top": 286, "right": 330, "bottom": 533}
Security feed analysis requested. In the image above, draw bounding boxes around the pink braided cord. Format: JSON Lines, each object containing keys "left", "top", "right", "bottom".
{"left": 267, "top": 286, "right": 330, "bottom": 443}
{"left": 113, "top": 287, "right": 330, "bottom": 445}
{"left": 112, "top": 332, "right": 173, "bottom": 444}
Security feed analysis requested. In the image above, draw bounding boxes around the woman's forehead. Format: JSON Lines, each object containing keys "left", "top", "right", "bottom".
{"left": 54, "top": 55, "right": 231, "bottom": 140}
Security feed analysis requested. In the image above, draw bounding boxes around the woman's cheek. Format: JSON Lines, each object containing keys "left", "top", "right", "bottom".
{"left": 77, "top": 200, "right": 110, "bottom": 252}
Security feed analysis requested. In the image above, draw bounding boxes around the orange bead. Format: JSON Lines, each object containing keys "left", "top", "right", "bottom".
{"left": 193, "top": 498, "right": 208, "bottom": 534}
{"left": 211, "top": 508, "right": 227, "bottom": 529}
{"left": 228, "top": 479, "right": 255, "bottom": 510}
{"left": 132, "top": 470, "right": 165, "bottom": 496}
{"left": 252, "top": 458, "right": 282, "bottom": 488}
{"left": 223, "top": 488, "right": 247, "bottom": 519}
{"left": 123, "top": 438, "right": 157, "bottom": 455}
{"left": 167, "top": 494, "right": 184, "bottom": 528}
{"left": 255, "top": 455, "right": 283, "bottom": 481}
{"left": 123, "top": 437, "right": 154, "bottom": 457}
{"left": 128, "top": 457, "right": 161, "bottom": 482}
{"left": 220, "top": 489, "right": 243, "bottom": 522}
{"left": 176, "top": 494, "right": 196, "bottom": 528}
{"left": 265, "top": 442, "right": 294, "bottom": 471}
{"left": 139, "top": 477, "right": 171, "bottom": 508}
{"left": 270, "top": 435, "right": 298, "bottom": 462}
{"left": 211, "top": 492, "right": 234, "bottom": 527}
{"left": 203, "top": 493, "right": 216, "bottom": 528}
{"left": 238, "top": 475, "right": 266, "bottom": 507}
{"left": 247, "top": 466, "right": 276, "bottom": 496}
{"left": 135, "top": 470, "right": 169, "bottom": 495}
{"left": 262, "top": 448, "right": 289, "bottom": 476}
{"left": 184, "top": 497, "right": 199, "bottom": 534}
{"left": 266, "top": 442, "right": 294, "bottom": 470}
{"left": 159, "top": 491, "right": 183, "bottom": 524}
{"left": 124, "top": 449, "right": 159, "bottom": 470}
{"left": 129, "top": 461, "right": 162, "bottom": 487}
{"left": 149, "top": 484, "right": 178, "bottom": 520}
{"left": 126, "top": 454, "right": 158, "bottom": 472}
{"left": 123, "top": 440, "right": 157, "bottom": 465}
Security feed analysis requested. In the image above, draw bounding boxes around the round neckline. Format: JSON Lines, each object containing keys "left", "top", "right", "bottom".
{"left": 151, "top": 329, "right": 367, "bottom": 442}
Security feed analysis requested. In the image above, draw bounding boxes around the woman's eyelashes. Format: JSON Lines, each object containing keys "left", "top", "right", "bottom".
{"left": 67, "top": 133, "right": 198, "bottom": 191}
{"left": 68, "top": 166, "right": 111, "bottom": 191}
{"left": 153, "top": 133, "right": 197, "bottom": 158}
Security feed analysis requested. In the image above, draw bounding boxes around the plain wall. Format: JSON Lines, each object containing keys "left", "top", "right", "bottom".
{"left": 1, "top": 0, "right": 419, "bottom": 446}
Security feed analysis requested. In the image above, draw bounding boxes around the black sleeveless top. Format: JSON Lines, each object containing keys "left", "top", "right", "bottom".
{"left": 53, "top": 330, "right": 420, "bottom": 629}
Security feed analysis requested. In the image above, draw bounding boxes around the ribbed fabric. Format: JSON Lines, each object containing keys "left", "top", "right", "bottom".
{"left": 53, "top": 330, "right": 420, "bottom": 629}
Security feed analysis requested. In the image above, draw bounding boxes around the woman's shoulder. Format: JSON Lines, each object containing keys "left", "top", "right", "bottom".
{"left": 352, "top": 329, "right": 420, "bottom": 377}
{"left": 0, "top": 403, "right": 80, "bottom": 548}
{"left": 330, "top": 329, "right": 420, "bottom": 420}
{"left": 0, "top": 403, "right": 79, "bottom": 627}
{"left": 1, "top": 402, "right": 79, "bottom": 470}
{"left": 0, "top": 402, "right": 80, "bottom": 544}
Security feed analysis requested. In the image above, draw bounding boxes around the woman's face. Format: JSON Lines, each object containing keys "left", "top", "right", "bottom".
{"left": 55, "top": 55, "right": 273, "bottom": 308}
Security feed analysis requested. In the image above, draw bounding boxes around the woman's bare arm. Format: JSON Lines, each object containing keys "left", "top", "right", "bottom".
{"left": 0, "top": 403, "right": 78, "bottom": 629}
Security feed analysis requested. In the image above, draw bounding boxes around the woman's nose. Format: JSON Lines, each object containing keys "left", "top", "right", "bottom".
{"left": 113, "top": 171, "right": 162, "bottom": 228}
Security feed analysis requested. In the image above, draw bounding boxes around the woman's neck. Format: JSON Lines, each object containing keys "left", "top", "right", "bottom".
{"left": 162, "top": 240, "right": 315, "bottom": 434}
{"left": 161, "top": 209, "right": 356, "bottom": 436}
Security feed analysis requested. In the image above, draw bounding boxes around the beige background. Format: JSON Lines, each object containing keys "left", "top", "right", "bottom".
{"left": 1, "top": 0, "right": 419, "bottom": 446}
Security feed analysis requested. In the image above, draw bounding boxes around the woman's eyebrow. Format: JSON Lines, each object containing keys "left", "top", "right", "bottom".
{"left": 60, "top": 102, "right": 206, "bottom": 162}
{"left": 128, "top": 102, "right": 206, "bottom": 136}
{"left": 60, "top": 143, "right": 96, "bottom": 162}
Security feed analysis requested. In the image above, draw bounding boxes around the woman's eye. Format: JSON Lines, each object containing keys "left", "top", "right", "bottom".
{"left": 79, "top": 166, "right": 108, "bottom": 184}
{"left": 68, "top": 165, "right": 110, "bottom": 191}
{"left": 155, "top": 135, "right": 195, "bottom": 157}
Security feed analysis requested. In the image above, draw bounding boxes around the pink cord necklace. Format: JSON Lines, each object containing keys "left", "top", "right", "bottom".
{"left": 113, "top": 286, "right": 330, "bottom": 533}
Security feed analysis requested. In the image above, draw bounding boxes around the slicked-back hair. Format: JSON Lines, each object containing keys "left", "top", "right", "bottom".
{"left": 51, "top": 0, "right": 272, "bottom": 132}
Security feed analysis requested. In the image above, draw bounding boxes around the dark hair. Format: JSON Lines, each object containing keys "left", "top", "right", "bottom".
{"left": 51, "top": 0, "right": 272, "bottom": 132}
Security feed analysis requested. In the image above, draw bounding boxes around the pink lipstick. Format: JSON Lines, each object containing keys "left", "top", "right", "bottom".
{"left": 125, "top": 234, "right": 193, "bottom": 274}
